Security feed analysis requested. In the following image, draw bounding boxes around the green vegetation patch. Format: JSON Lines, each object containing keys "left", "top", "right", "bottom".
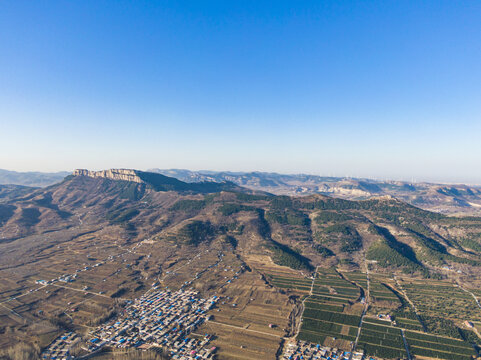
{"left": 170, "top": 199, "right": 206, "bottom": 211}
{"left": 312, "top": 244, "right": 335, "bottom": 257}
{"left": 19, "top": 207, "right": 41, "bottom": 227}
{"left": 177, "top": 220, "right": 215, "bottom": 245}
{"left": 217, "top": 203, "right": 255, "bottom": 216}
{"left": 0, "top": 204, "right": 15, "bottom": 225}
{"left": 321, "top": 224, "right": 363, "bottom": 253}
{"left": 315, "top": 211, "right": 353, "bottom": 224}
{"left": 297, "top": 331, "right": 326, "bottom": 345}
{"left": 106, "top": 208, "right": 140, "bottom": 224}
{"left": 367, "top": 225, "right": 421, "bottom": 273}
{"left": 266, "top": 208, "right": 310, "bottom": 226}
{"left": 304, "top": 302, "right": 344, "bottom": 313}
{"left": 267, "top": 275, "right": 312, "bottom": 293}
{"left": 267, "top": 239, "right": 313, "bottom": 270}
{"left": 405, "top": 330, "right": 475, "bottom": 360}
{"left": 303, "top": 308, "right": 361, "bottom": 327}
{"left": 356, "top": 342, "right": 406, "bottom": 359}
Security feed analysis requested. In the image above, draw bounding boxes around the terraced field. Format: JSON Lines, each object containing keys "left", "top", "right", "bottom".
{"left": 298, "top": 269, "right": 361, "bottom": 349}
{"left": 401, "top": 280, "right": 481, "bottom": 324}
{"left": 269, "top": 269, "right": 481, "bottom": 359}
{"left": 357, "top": 319, "right": 407, "bottom": 359}
{"left": 342, "top": 271, "right": 368, "bottom": 290}
{"left": 369, "top": 281, "right": 400, "bottom": 305}
{"left": 405, "top": 330, "right": 476, "bottom": 360}
{"left": 267, "top": 275, "right": 312, "bottom": 295}
{"left": 394, "top": 316, "right": 424, "bottom": 332}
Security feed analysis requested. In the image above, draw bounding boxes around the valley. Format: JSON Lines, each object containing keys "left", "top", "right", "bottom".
{"left": 1, "top": 170, "right": 481, "bottom": 360}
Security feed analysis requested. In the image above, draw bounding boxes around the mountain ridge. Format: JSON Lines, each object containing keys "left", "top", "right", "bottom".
{"left": 2, "top": 168, "right": 481, "bottom": 215}
{"left": 2, "top": 168, "right": 481, "bottom": 279}
{"left": 149, "top": 169, "right": 481, "bottom": 215}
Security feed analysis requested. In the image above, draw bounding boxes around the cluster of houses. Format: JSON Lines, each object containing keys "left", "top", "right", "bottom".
{"left": 283, "top": 341, "right": 364, "bottom": 360}
{"left": 37, "top": 244, "right": 248, "bottom": 360}
{"left": 87, "top": 289, "right": 219, "bottom": 359}
{"left": 41, "top": 332, "right": 78, "bottom": 360}
{"left": 168, "top": 335, "right": 217, "bottom": 359}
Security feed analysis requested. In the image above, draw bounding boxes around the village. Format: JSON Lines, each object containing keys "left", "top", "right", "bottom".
{"left": 86, "top": 288, "right": 219, "bottom": 359}
{"left": 283, "top": 340, "right": 365, "bottom": 360}
{"left": 41, "top": 332, "right": 79, "bottom": 360}
{"left": 36, "top": 242, "right": 249, "bottom": 360}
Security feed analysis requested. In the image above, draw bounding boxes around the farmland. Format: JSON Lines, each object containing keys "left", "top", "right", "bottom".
{"left": 405, "top": 330, "right": 476, "bottom": 360}
{"left": 267, "top": 267, "right": 481, "bottom": 360}
{"left": 301, "top": 268, "right": 361, "bottom": 348}
{"left": 357, "top": 320, "right": 407, "bottom": 359}
{"left": 398, "top": 278, "right": 481, "bottom": 337}
{"left": 269, "top": 268, "right": 362, "bottom": 351}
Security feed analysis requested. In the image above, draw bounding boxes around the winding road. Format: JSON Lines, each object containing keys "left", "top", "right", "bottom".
{"left": 348, "top": 258, "right": 370, "bottom": 360}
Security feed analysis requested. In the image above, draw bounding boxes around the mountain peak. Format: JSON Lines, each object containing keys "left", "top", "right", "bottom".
{"left": 73, "top": 169, "right": 143, "bottom": 183}
{"left": 72, "top": 168, "right": 241, "bottom": 194}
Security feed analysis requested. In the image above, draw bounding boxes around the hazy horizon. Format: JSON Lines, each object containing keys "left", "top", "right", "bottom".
{"left": 2, "top": 1, "right": 481, "bottom": 183}
{"left": 2, "top": 166, "right": 481, "bottom": 187}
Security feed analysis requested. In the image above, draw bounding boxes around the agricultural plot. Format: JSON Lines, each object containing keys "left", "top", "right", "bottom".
{"left": 470, "top": 288, "right": 481, "bottom": 301}
{"left": 267, "top": 275, "right": 312, "bottom": 294}
{"left": 394, "top": 316, "right": 424, "bottom": 331}
{"left": 404, "top": 330, "right": 476, "bottom": 360}
{"left": 369, "top": 281, "right": 400, "bottom": 305}
{"left": 312, "top": 268, "right": 361, "bottom": 303}
{"left": 357, "top": 320, "right": 407, "bottom": 359}
{"left": 198, "top": 269, "right": 290, "bottom": 360}
{"left": 400, "top": 279, "right": 481, "bottom": 327}
{"left": 298, "top": 269, "right": 361, "bottom": 350}
{"left": 233, "top": 267, "right": 480, "bottom": 360}
{"left": 360, "top": 274, "right": 424, "bottom": 331}
{"left": 367, "top": 276, "right": 410, "bottom": 330}
{"left": 357, "top": 279, "right": 477, "bottom": 360}
{"left": 342, "top": 271, "right": 368, "bottom": 290}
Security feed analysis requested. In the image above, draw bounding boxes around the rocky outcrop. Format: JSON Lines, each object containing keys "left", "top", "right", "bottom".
{"left": 73, "top": 169, "right": 144, "bottom": 183}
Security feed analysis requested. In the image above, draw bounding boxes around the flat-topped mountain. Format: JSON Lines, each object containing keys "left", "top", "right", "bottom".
{"left": 71, "top": 168, "right": 241, "bottom": 194}
{"left": 73, "top": 169, "right": 144, "bottom": 183}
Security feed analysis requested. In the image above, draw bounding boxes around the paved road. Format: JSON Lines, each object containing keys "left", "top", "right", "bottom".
{"left": 0, "top": 284, "right": 48, "bottom": 305}
{"left": 50, "top": 283, "right": 129, "bottom": 301}
{"left": 293, "top": 266, "right": 319, "bottom": 338}
{"left": 456, "top": 283, "right": 481, "bottom": 344}
{"left": 206, "top": 320, "right": 284, "bottom": 338}
{"left": 456, "top": 283, "right": 481, "bottom": 310}
{"left": 348, "top": 257, "right": 370, "bottom": 360}
{"left": 0, "top": 302, "right": 24, "bottom": 321}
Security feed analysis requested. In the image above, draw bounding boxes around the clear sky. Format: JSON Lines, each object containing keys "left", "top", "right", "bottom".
{"left": 1, "top": 1, "right": 481, "bottom": 183}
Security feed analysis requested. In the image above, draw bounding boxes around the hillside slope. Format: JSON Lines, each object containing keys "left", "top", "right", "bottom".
{"left": 1, "top": 170, "right": 481, "bottom": 281}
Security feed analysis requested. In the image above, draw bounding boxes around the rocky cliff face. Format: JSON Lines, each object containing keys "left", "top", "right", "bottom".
{"left": 73, "top": 169, "right": 144, "bottom": 183}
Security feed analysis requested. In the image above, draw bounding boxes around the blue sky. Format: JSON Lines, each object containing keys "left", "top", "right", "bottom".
{"left": 1, "top": 1, "right": 481, "bottom": 183}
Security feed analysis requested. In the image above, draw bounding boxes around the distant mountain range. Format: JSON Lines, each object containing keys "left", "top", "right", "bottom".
{"left": 150, "top": 169, "right": 481, "bottom": 216}
{"left": 0, "top": 169, "right": 69, "bottom": 187}
{"left": 2, "top": 168, "right": 481, "bottom": 215}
